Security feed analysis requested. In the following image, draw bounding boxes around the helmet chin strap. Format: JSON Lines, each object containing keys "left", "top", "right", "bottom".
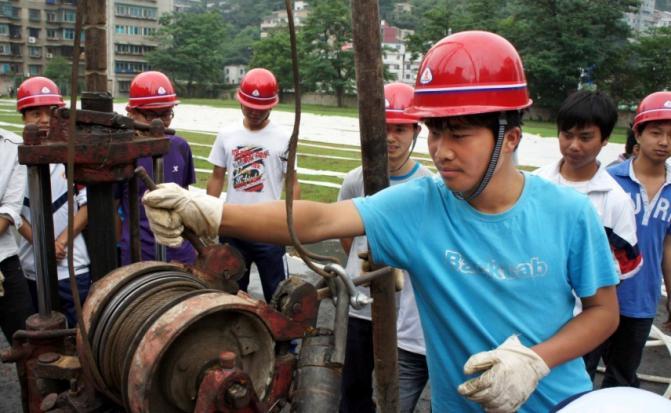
{"left": 453, "top": 115, "right": 507, "bottom": 202}
{"left": 389, "top": 129, "right": 419, "bottom": 174}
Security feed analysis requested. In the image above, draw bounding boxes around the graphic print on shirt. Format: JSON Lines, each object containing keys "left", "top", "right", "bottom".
{"left": 232, "top": 145, "right": 269, "bottom": 192}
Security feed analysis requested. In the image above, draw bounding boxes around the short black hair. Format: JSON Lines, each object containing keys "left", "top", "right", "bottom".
{"left": 625, "top": 125, "right": 637, "bottom": 155}
{"left": 556, "top": 91, "right": 617, "bottom": 141}
{"left": 423, "top": 110, "right": 523, "bottom": 138}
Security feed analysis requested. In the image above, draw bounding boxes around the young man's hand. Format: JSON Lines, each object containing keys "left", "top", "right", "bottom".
{"left": 142, "top": 183, "right": 224, "bottom": 247}
{"left": 54, "top": 236, "right": 67, "bottom": 261}
{"left": 457, "top": 335, "right": 549, "bottom": 412}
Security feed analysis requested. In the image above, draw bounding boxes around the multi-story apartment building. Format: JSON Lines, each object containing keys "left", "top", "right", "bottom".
{"left": 380, "top": 20, "right": 421, "bottom": 85}
{"left": 108, "top": 0, "right": 173, "bottom": 96}
{"left": 0, "top": 0, "right": 172, "bottom": 97}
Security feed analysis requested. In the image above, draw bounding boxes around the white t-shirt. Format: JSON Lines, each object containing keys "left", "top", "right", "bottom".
{"left": 337, "top": 162, "right": 433, "bottom": 355}
{"left": 0, "top": 131, "right": 25, "bottom": 263}
{"left": 208, "top": 119, "right": 292, "bottom": 205}
{"left": 20, "top": 163, "right": 90, "bottom": 280}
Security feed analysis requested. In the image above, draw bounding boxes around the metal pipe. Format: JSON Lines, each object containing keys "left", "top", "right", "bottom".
{"left": 153, "top": 156, "right": 167, "bottom": 261}
{"left": 331, "top": 277, "right": 350, "bottom": 366}
{"left": 27, "top": 164, "right": 59, "bottom": 315}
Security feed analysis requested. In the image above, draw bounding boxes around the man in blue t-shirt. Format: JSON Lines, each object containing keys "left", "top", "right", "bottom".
{"left": 605, "top": 91, "right": 671, "bottom": 388}
{"left": 141, "top": 31, "right": 620, "bottom": 412}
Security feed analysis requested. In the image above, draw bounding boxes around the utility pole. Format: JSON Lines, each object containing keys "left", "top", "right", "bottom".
{"left": 350, "top": 1, "right": 399, "bottom": 412}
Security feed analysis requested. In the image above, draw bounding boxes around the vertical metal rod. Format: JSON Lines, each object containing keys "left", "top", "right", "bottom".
{"left": 27, "top": 165, "right": 59, "bottom": 316}
{"left": 87, "top": 184, "right": 118, "bottom": 281}
{"left": 153, "top": 156, "right": 166, "bottom": 261}
{"left": 129, "top": 172, "right": 141, "bottom": 263}
{"left": 350, "top": 1, "right": 399, "bottom": 411}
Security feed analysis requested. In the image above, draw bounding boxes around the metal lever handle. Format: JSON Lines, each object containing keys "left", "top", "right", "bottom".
{"left": 134, "top": 166, "right": 206, "bottom": 255}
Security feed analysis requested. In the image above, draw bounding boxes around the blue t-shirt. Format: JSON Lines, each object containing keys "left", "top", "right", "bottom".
{"left": 353, "top": 173, "right": 618, "bottom": 412}
{"left": 608, "top": 159, "right": 671, "bottom": 318}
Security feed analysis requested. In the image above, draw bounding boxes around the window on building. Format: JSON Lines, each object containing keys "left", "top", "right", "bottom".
{"left": 47, "top": 29, "right": 59, "bottom": 40}
{"left": 0, "top": 24, "right": 8, "bottom": 36}
{"left": 118, "top": 80, "right": 131, "bottom": 93}
{"left": 63, "top": 28, "right": 75, "bottom": 40}
{"left": 115, "top": 60, "right": 150, "bottom": 74}
{"left": 46, "top": 11, "right": 57, "bottom": 22}
{"left": 9, "top": 25, "right": 21, "bottom": 39}
{"left": 29, "top": 9, "right": 40, "bottom": 21}
{"left": 116, "top": 4, "right": 158, "bottom": 20}
{"left": 28, "top": 28, "right": 40, "bottom": 38}
{"left": 142, "top": 27, "right": 154, "bottom": 36}
{"left": 28, "top": 46, "right": 41, "bottom": 58}
{"left": 28, "top": 65, "right": 41, "bottom": 75}
{"left": 63, "top": 10, "right": 76, "bottom": 22}
{"left": 0, "top": 44, "right": 11, "bottom": 56}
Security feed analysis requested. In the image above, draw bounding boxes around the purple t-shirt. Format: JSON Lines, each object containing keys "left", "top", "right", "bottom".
{"left": 117, "top": 134, "right": 197, "bottom": 265}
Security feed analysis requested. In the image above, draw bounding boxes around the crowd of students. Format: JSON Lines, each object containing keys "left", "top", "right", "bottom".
{"left": 1, "top": 28, "right": 671, "bottom": 412}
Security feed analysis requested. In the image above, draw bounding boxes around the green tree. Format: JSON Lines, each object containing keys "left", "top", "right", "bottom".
{"left": 300, "top": 0, "right": 356, "bottom": 107}
{"left": 147, "top": 11, "right": 230, "bottom": 96}
{"left": 504, "top": 0, "right": 638, "bottom": 110}
{"left": 249, "top": 30, "right": 302, "bottom": 100}
{"left": 43, "top": 56, "right": 72, "bottom": 95}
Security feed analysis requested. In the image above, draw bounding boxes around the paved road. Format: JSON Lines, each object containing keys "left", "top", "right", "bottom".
{"left": 1, "top": 240, "right": 669, "bottom": 412}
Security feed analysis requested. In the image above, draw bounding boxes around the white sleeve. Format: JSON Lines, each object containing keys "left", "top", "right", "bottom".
{"left": 338, "top": 172, "right": 357, "bottom": 202}
{"left": 207, "top": 130, "right": 228, "bottom": 169}
{"left": 0, "top": 156, "right": 26, "bottom": 229}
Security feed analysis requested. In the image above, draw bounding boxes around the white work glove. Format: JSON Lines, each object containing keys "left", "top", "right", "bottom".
{"left": 358, "top": 251, "right": 404, "bottom": 291}
{"left": 457, "top": 335, "right": 550, "bottom": 413}
{"left": 0, "top": 268, "right": 4, "bottom": 297}
{"left": 142, "top": 183, "right": 224, "bottom": 248}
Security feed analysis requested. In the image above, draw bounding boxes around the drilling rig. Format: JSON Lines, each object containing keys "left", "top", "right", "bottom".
{"left": 0, "top": 1, "right": 398, "bottom": 412}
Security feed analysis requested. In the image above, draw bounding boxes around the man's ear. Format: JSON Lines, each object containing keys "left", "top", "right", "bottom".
{"left": 502, "top": 126, "right": 522, "bottom": 153}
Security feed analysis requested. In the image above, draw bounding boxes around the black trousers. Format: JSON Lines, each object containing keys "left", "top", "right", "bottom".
{"left": 0, "top": 255, "right": 35, "bottom": 344}
{"left": 583, "top": 315, "right": 654, "bottom": 388}
{"left": 340, "top": 317, "right": 376, "bottom": 413}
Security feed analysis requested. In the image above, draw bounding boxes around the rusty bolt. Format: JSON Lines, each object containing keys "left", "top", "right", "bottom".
{"left": 219, "top": 351, "right": 237, "bottom": 369}
{"left": 292, "top": 302, "right": 302, "bottom": 314}
{"left": 40, "top": 393, "right": 58, "bottom": 411}
{"left": 38, "top": 352, "right": 61, "bottom": 364}
{"left": 225, "top": 383, "right": 250, "bottom": 409}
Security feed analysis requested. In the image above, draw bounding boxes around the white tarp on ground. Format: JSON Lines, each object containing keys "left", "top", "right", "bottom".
{"left": 149, "top": 103, "right": 625, "bottom": 169}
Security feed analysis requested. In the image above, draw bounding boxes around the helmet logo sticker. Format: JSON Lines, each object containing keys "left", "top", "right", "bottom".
{"left": 664, "top": 100, "right": 671, "bottom": 108}
{"left": 157, "top": 86, "right": 166, "bottom": 95}
{"left": 385, "top": 98, "right": 390, "bottom": 108}
{"left": 420, "top": 68, "right": 433, "bottom": 85}
{"left": 252, "top": 89, "right": 260, "bottom": 97}
{"left": 41, "top": 86, "right": 51, "bottom": 94}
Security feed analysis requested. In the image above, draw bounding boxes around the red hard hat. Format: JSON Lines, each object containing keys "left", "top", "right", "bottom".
{"left": 127, "top": 71, "right": 179, "bottom": 110}
{"left": 633, "top": 91, "right": 671, "bottom": 130}
{"left": 406, "top": 31, "right": 532, "bottom": 118}
{"left": 16, "top": 77, "right": 65, "bottom": 112}
{"left": 385, "top": 82, "right": 419, "bottom": 124}
{"left": 236, "top": 68, "right": 279, "bottom": 110}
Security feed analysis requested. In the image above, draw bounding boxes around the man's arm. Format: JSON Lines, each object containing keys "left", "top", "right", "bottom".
{"left": 0, "top": 215, "right": 10, "bottom": 235}
{"left": 206, "top": 166, "right": 226, "bottom": 197}
{"left": 532, "top": 285, "right": 619, "bottom": 367}
{"left": 54, "top": 205, "right": 88, "bottom": 261}
{"left": 662, "top": 235, "right": 671, "bottom": 330}
{"left": 221, "top": 200, "right": 364, "bottom": 245}
{"left": 18, "top": 216, "right": 32, "bottom": 243}
{"left": 291, "top": 173, "right": 301, "bottom": 200}
{"left": 340, "top": 238, "right": 353, "bottom": 256}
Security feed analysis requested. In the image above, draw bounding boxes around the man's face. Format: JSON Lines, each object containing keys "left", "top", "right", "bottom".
{"left": 129, "top": 107, "right": 174, "bottom": 128}
{"left": 637, "top": 120, "right": 671, "bottom": 164}
{"left": 22, "top": 106, "right": 52, "bottom": 132}
{"left": 241, "top": 105, "right": 270, "bottom": 130}
{"left": 558, "top": 124, "right": 606, "bottom": 171}
{"left": 386, "top": 123, "right": 417, "bottom": 166}
{"left": 427, "top": 122, "right": 495, "bottom": 194}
